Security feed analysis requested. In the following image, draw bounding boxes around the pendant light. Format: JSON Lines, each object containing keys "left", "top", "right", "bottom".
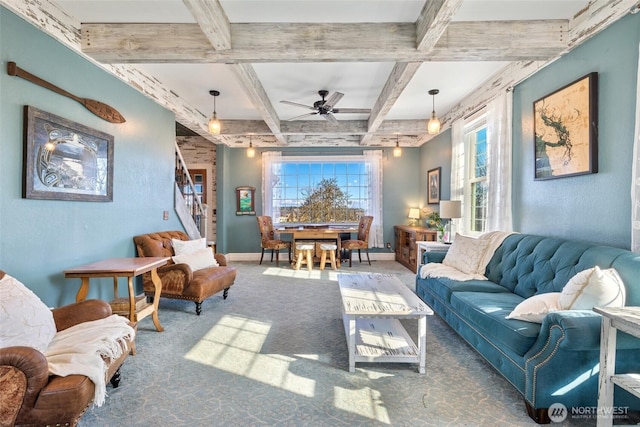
{"left": 393, "top": 134, "right": 402, "bottom": 157}
{"left": 247, "top": 135, "right": 255, "bottom": 158}
{"left": 208, "top": 90, "right": 221, "bottom": 135}
{"left": 427, "top": 89, "right": 441, "bottom": 135}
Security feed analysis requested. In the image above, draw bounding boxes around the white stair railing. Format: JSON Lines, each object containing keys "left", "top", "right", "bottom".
{"left": 175, "top": 142, "right": 207, "bottom": 239}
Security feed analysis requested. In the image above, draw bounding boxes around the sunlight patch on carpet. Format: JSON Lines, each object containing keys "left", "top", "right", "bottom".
{"left": 184, "top": 314, "right": 316, "bottom": 397}
{"left": 334, "top": 385, "right": 391, "bottom": 424}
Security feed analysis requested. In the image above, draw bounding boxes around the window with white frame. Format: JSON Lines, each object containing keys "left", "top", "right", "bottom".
{"left": 264, "top": 155, "right": 377, "bottom": 225}
{"left": 463, "top": 113, "right": 488, "bottom": 235}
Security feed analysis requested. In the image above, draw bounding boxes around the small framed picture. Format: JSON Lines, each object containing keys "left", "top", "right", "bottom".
{"left": 236, "top": 186, "right": 256, "bottom": 215}
{"left": 427, "top": 167, "right": 441, "bottom": 204}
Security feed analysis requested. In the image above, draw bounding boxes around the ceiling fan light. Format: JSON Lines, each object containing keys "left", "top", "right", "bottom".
{"left": 427, "top": 112, "right": 441, "bottom": 134}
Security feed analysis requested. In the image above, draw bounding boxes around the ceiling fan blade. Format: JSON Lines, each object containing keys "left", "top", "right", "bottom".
{"left": 323, "top": 112, "right": 339, "bottom": 124}
{"left": 323, "top": 92, "right": 344, "bottom": 109}
{"left": 286, "top": 112, "right": 317, "bottom": 121}
{"left": 332, "top": 108, "right": 371, "bottom": 114}
{"left": 280, "top": 100, "right": 315, "bottom": 110}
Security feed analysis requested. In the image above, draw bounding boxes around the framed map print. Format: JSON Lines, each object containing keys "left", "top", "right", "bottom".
{"left": 534, "top": 72, "right": 598, "bottom": 180}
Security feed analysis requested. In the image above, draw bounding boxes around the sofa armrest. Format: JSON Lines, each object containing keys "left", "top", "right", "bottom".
{"left": 153, "top": 263, "right": 192, "bottom": 294}
{"left": 215, "top": 253, "right": 229, "bottom": 267}
{"left": 423, "top": 251, "right": 447, "bottom": 265}
{"left": 52, "top": 299, "right": 112, "bottom": 332}
{"left": 0, "top": 346, "right": 50, "bottom": 413}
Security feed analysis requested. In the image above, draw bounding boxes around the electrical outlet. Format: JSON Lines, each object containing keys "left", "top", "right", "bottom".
{"left": 386, "top": 242, "right": 391, "bottom": 249}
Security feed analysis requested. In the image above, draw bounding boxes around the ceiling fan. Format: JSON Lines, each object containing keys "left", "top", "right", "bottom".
{"left": 281, "top": 90, "right": 371, "bottom": 124}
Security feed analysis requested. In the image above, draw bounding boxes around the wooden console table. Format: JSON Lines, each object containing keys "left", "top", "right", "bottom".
{"left": 394, "top": 225, "right": 437, "bottom": 273}
{"left": 64, "top": 257, "right": 169, "bottom": 332}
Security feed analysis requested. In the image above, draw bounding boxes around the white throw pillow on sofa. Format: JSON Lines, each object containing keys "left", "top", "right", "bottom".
{"left": 172, "top": 247, "right": 218, "bottom": 271}
{"left": 506, "top": 293, "right": 562, "bottom": 323}
{"left": 443, "top": 234, "right": 491, "bottom": 275}
{"left": 558, "top": 266, "right": 626, "bottom": 310}
{"left": 171, "top": 237, "right": 207, "bottom": 256}
{"left": 0, "top": 273, "right": 56, "bottom": 352}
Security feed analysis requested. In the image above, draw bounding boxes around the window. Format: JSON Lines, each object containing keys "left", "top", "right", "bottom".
{"left": 464, "top": 114, "right": 488, "bottom": 234}
{"left": 268, "top": 157, "right": 371, "bottom": 224}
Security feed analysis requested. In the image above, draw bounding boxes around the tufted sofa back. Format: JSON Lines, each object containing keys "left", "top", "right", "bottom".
{"left": 484, "top": 234, "right": 640, "bottom": 305}
{"left": 133, "top": 230, "right": 190, "bottom": 261}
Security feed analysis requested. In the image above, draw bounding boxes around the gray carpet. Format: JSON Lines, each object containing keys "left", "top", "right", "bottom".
{"left": 78, "top": 261, "right": 593, "bottom": 426}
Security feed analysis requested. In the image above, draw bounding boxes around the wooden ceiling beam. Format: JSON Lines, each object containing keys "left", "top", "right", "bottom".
{"left": 227, "top": 63, "right": 287, "bottom": 145}
{"left": 361, "top": 62, "right": 422, "bottom": 145}
{"left": 182, "top": 0, "right": 231, "bottom": 50}
{"left": 416, "top": 0, "right": 464, "bottom": 50}
{"left": 80, "top": 20, "right": 567, "bottom": 63}
{"left": 214, "top": 119, "right": 428, "bottom": 136}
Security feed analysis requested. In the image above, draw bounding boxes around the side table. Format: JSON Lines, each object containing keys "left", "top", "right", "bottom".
{"left": 64, "top": 257, "right": 169, "bottom": 332}
{"left": 416, "top": 241, "right": 450, "bottom": 272}
{"left": 594, "top": 306, "right": 640, "bottom": 427}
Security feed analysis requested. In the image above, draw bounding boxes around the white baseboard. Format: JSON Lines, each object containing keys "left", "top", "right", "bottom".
{"left": 226, "top": 252, "right": 396, "bottom": 262}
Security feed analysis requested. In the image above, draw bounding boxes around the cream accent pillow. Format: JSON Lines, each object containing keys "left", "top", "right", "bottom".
{"left": 172, "top": 237, "right": 206, "bottom": 256}
{"left": 172, "top": 247, "right": 218, "bottom": 271}
{"left": 442, "top": 234, "right": 491, "bottom": 275}
{"left": 558, "top": 266, "right": 626, "bottom": 310}
{"left": 0, "top": 273, "right": 57, "bottom": 352}
{"left": 506, "top": 293, "right": 562, "bottom": 323}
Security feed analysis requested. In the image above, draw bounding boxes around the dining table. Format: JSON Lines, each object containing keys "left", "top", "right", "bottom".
{"left": 275, "top": 226, "right": 359, "bottom": 268}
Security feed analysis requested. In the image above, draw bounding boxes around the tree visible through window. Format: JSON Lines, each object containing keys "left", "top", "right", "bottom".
{"left": 270, "top": 158, "right": 369, "bottom": 224}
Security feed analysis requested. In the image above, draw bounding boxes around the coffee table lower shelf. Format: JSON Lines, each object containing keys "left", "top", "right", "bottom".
{"left": 342, "top": 315, "right": 424, "bottom": 373}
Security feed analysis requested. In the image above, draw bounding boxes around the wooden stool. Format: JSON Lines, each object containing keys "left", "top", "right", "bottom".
{"left": 294, "top": 242, "right": 314, "bottom": 271}
{"left": 319, "top": 243, "right": 338, "bottom": 270}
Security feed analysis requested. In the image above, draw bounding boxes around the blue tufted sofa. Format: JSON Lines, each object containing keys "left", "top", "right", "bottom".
{"left": 415, "top": 233, "right": 640, "bottom": 423}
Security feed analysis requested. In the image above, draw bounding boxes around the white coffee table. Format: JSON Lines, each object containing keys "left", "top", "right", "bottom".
{"left": 337, "top": 273, "right": 434, "bottom": 373}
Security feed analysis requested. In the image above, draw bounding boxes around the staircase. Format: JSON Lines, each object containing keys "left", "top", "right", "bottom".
{"left": 175, "top": 142, "right": 208, "bottom": 240}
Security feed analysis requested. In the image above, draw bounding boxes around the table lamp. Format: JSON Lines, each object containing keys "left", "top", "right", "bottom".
{"left": 408, "top": 208, "right": 420, "bottom": 226}
{"left": 439, "top": 200, "right": 461, "bottom": 243}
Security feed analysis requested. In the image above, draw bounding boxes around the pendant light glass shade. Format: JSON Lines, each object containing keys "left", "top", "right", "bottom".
{"left": 393, "top": 135, "right": 402, "bottom": 157}
{"left": 247, "top": 136, "right": 255, "bottom": 158}
{"left": 427, "top": 89, "right": 441, "bottom": 135}
{"left": 208, "top": 90, "right": 221, "bottom": 135}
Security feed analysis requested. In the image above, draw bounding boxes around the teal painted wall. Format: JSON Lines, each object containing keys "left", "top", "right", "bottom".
{"left": 216, "top": 146, "right": 422, "bottom": 253}
{"left": 420, "top": 128, "right": 452, "bottom": 213}
{"left": 513, "top": 12, "right": 639, "bottom": 248}
{"left": 420, "top": 12, "right": 640, "bottom": 249}
{"left": 0, "top": 8, "right": 183, "bottom": 306}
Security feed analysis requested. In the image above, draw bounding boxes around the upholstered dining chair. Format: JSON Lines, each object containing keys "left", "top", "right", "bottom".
{"left": 342, "top": 215, "right": 374, "bottom": 267}
{"left": 256, "top": 216, "right": 291, "bottom": 266}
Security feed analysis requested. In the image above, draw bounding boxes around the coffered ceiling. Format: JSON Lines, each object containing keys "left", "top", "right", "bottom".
{"left": 9, "top": 0, "right": 640, "bottom": 149}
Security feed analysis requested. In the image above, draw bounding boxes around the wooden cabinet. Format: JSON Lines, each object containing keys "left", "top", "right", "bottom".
{"left": 394, "top": 225, "right": 437, "bottom": 273}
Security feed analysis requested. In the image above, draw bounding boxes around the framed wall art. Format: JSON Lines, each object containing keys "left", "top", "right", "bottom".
{"left": 236, "top": 186, "right": 256, "bottom": 215}
{"left": 427, "top": 167, "right": 441, "bottom": 204}
{"left": 23, "top": 106, "right": 114, "bottom": 202}
{"left": 534, "top": 72, "right": 598, "bottom": 180}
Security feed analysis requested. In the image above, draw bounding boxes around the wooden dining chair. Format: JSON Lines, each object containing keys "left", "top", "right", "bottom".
{"left": 256, "top": 216, "right": 291, "bottom": 266}
{"left": 342, "top": 216, "right": 374, "bottom": 267}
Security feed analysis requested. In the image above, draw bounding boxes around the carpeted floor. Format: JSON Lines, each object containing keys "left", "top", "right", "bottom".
{"left": 78, "top": 261, "right": 595, "bottom": 426}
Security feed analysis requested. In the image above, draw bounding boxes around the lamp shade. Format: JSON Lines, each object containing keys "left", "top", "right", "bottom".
{"left": 439, "top": 200, "right": 461, "bottom": 219}
{"left": 408, "top": 208, "right": 420, "bottom": 220}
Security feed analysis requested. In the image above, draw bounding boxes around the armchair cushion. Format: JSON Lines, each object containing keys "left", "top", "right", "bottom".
{"left": 0, "top": 273, "right": 56, "bottom": 352}
{"left": 171, "top": 237, "right": 206, "bottom": 255}
{"left": 172, "top": 247, "right": 219, "bottom": 270}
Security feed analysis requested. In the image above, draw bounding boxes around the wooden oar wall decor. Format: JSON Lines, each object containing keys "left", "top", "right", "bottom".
{"left": 7, "top": 61, "right": 126, "bottom": 124}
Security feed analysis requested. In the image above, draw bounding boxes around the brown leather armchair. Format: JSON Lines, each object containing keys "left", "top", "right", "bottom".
{"left": 133, "top": 231, "right": 236, "bottom": 315}
{"left": 0, "top": 293, "right": 132, "bottom": 427}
